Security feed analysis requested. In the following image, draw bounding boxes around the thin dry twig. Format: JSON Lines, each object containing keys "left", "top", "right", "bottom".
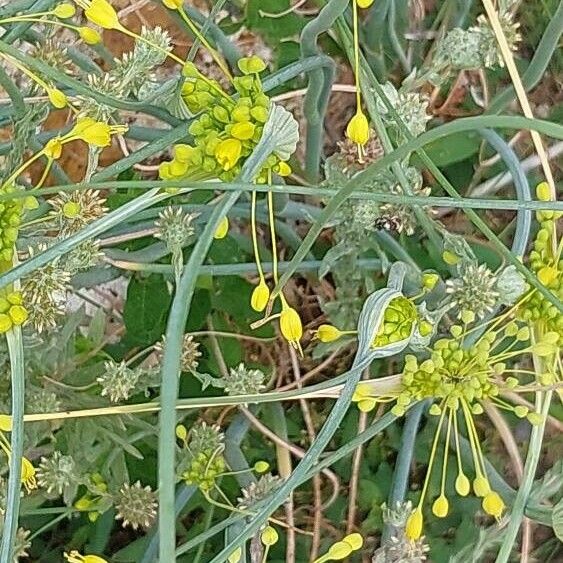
{"left": 289, "top": 346, "right": 322, "bottom": 561}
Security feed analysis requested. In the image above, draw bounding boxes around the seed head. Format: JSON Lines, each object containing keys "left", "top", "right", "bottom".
{"left": 114, "top": 481, "right": 158, "bottom": 530}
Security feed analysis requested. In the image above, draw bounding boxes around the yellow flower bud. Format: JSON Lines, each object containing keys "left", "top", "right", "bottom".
{"left": 231, "top": 122, "right": 255, "bottom": 140}
{"left": 79, "top": 26, "right": 102, "bottom": 45}
{"left": 8, "top": 305, "right": 28, "bottom": 326}
{"left": 48, "top": 88, "right": 67, "bottom": 109}
{"left": 215, "top": 138, "right": 242, "bottom": 171}
{"left": 343, "top": 532, "right": 363, "bottom": 551}
{"left": 227, "top": 547, "right": 242, "bottom": 563}
{"left": 422, "top": 272, "right": 439, "bottom": 290}
{"left": 357, "top": 398, "right": 377, "bottom": 412}
{"left": 536, "top": 181, "right": 551, "bottom": 201}
{"left": 442, "top": 250, "right": 460, "bottom": 265}
{"left": 0, "top": 414, "right": 12, "bottom": 432}
{"left": 357, "top": 0, "right": 375, "bottom": 8}
{"left": 327, "top": 541, "right": 353, "bottom": 560}
{"left": 455, "top": 473, "right": 470, "bottom": 496}
{"left": 532, "top": 342, "right": 556, "bottom": 357}
{"left": 0, "top": 314, "right": 13, "bottom": 333}
{"left": 405, "top": 507, "right": 423, "bottom": 540}
{"left": 429, "top": 403, "right": 441, "bottom": 416}
{"left": 279, "top": 306, "right": 303, "bottom": 349}
{"left": 175, "top": 424, "right": 187, "bottom": 441}
{"left": 214, "top": 216, "right": 229, "bottom": 239}
{"left": 345, "top": 110, "right": 370, "bottom": 146}
{"left": 251, "top": 281, "right": 270, "bottom": 312}
{"left": 482, "top": 491, "right": 505, "bottom": 520}
{"left": 315, "top": 324, "right": 343, "bottom": 343}
{"left": 432, "top": 494, "right": 449, "bottom": 518}
{"left": 473, "top": 475, "right": 490, "bottom": 497}
{"left": 84, "top": 0, "right": 121, "bottom": 30}
{"left": 162, "top": 0, "right": 184, "bottom": 9}
{"left": 418, "top": 320, "right": 433, "bottom": 337}
{"left": 537, "top": 266, "right": 558, "bottom": 286}
{"left": 260, "top": 525, "right": 279, "bottom": 546}
{"left": 527, "top": 411, "right": 543, "bottom": 426}
{"left": 53, "top": 3, "right": 76, "bottom": 18}
{"left": 44, "top": 138, "right": 63, "bottom": 159}
{"left": 254, "top": 461, "right": 270, "bottom": 473}
{"left": 238, "top": 56, "right": 267, "bottom": 75}
{"left": 514, "top": 405, "right": 528, "bottom": 418}
{"left": 277, "top": 161, "right": 292, "bottom": 177}
{"left": 63, "top": 201, "right": 81, "bottom": 218}
{"left": 23, "top": 196, "right": 39, "bottom": 210}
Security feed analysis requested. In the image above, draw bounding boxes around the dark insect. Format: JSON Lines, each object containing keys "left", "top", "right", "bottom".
{"left": 374, "top": 215, "right": 403, "bottom": 233}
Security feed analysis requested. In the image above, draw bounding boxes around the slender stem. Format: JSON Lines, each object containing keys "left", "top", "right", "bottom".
{"left": 495, "top": 390, "right": 553, "bottom": 562}
{"left": 0, "top": 328, "right": 25, "bottom": 562}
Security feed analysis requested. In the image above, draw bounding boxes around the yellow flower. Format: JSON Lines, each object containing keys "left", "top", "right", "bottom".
{"left": 535, "top": 181, "right": 551, "bottom": 201}
{"left": 253, "top": 460, "right": 270, "bottom": 473}
{"left": 227, "top": 548, "right": 242, "bottom": 563}
{"left": 215, "top": 138, "right": 242, "bottom": 171}
{"left": 47, "top": 88, "right": 67, "bottom": 109}
{"left": 79, "top": 27, "right": 102, "bottom": 44}
{"left": 405, "top": 507, "right": 423, "bottom": 540}
{"left": 315, "top": 324, "right": 343, "bottom": 343}
{"left": 162, "top": 0, "right": 183, "bottom": 9}
{"left": 279, "top": 305, "right": 303, "bottom": 352}
{"left": 214, "top": 216, "right": 229, "bottom": 239}
{"left": 455, "top": 473, "right": 470, "bottom": 496}
{"left": 357, "top": 0, "right": 375, "bottom": 8}
{"left": 432, "top": 494, "right": 449, "bottom": 518}
{"left": 54, "top": 3, "right": 76, "bottom": 18}
{"left": 71, "top": 117, "right": 127, "bottom": 147}
{"left": 313, "top": 533, "right": 364, "bottom": 563}
{"left": 346, "top": 109, "right": 369, "bottom": 146}
{"left": 251, "top": 280, "right": 270, "bottom": 312}
{"left": 21, "top": 456, "right": 37, "bottom": 492}
{"left": 231, "top": 122, "right": 255, "bottom": 141}
{"left": 8, "top": 305, "right": 28, "bottom": 326}
{"left": 82, "top": 0, "right": 121, "bottom": 29}
{"left": 64, "top": 551, "right": 108, "bottom": 563}
{"left": 260, "top": 525, "right": 279, "bottom": 546}
{"left": 0, "top": 415, "right": 12, "bottom": 432}
{"left": 482, "top": 491, "right": 505, "bottom": 520}
{"left": 276, "top": 161, "right": 292, "bottom": 177}
{"left": 44, "top": 137, "right": 64, "bottom": 159}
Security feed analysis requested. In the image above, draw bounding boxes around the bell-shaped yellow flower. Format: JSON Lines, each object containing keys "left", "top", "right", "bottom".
{"left": 315, "top": 324, "right": 343, "bottom": 343}
{"left": 21, "top": 456, "right": 37, "bottom": 492}
{"left": 405, "top": 507, "right": 423, "bottom": 540}
{"left": 79, "top": 27, "right": 102, "bottom": 45}
{"left": 214, "top": 216, "right": 229, "bottom": 239}
{"left": 345, "top": 109, "right": 370, "bottom": 146}
{"left": 162, "top": 0, "right": 184, "bottom": 10}
{"left": 432, "top": 494, "right": 449, "bottom": 518}
{"left": 47, "top": 88, "right": 67, "bottom": 109}
{"left": 357, "top": 0, "right": 375, "bottom": 8}
{"left": 279, "top": 305, "right": 303, "bottom": 351}
{"left": 84, "top": 0, "right": 121, "bottom": 30}
{"left": 215, "top": 138, "right": 242, "bottom": 171}
{"left": 251, "top": 280, "right": 270, "bottom": 312}
{"left": 482, "top": 491, "right": 505, "bottom": 520}
{"left": 54, "top": 3, "right": 76, "bottom": 18}
{"left": 44, "top": 138, "right": 64, "bottom": 159}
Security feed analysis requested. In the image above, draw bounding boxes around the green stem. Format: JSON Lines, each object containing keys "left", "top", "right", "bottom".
{"left": 0, "top": 328, "right": 26, "bottom": 562}
{"left": 494, "top": 390, "right": 553, "bottom": 563}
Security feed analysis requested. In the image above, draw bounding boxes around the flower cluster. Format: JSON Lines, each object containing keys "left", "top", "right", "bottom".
{"left": 0, "top": 184, "right": 36, "bottom": 264}
{"left": 160, "top": 57, "right": 289, "bottom": 183}
{"left": 114, "top": 481, "right": 158, "bottom": 530}
{"left": 220, "top": 363, "right": 266, "bottom": 396}
{"left": 97, "top": 360, "right": 141, "bottom": 403}
{"left": 517, "top": 183, "right": 562, "bottom": 344}
{"left": 352, "top": 314, "right": 558, "bottom": 539}
{"left": 154, "top": 333, "right": 201, "bottom": 374}
{"left": 177, "top": 422, "right": 226, "bottom": 492}
{"left": 36, "top": 451, "right": 80, "bottom": 503}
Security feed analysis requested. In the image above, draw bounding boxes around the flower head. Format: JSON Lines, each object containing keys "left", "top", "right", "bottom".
{"left": 114, "top": 481, "right": 158, "bottom": 530}
{"left": 79, "top": 27, "right": 102, "bottom": 45}
{"left": 251, "top": 280, "right": 270, "bottom": 312}
{"left": 215, "top": 138, "right": 242, "bottom": 171}
{"left": 346, "top": 110, "right": 370, "bottom": 147}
